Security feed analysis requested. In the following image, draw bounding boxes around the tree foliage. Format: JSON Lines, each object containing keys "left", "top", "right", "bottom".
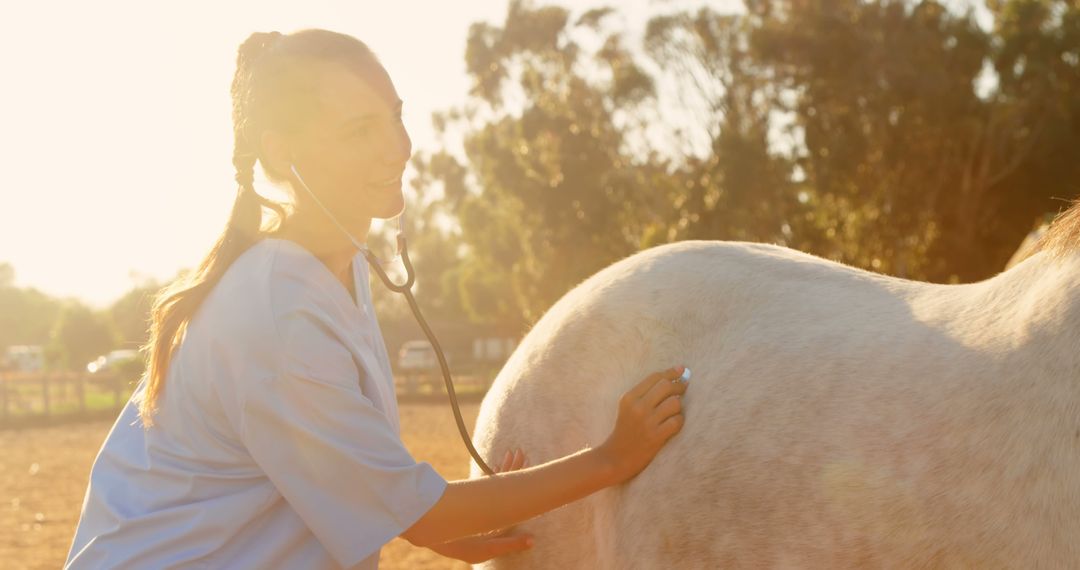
{"left": 45, "top": 303, "right": 117, "bottom": 371}
{"left": 0, "top": 264, "right": 63, "bottom": 356}
{"left": 409, "top": 0, "right": 1079, "bottom": 329}
{"left": 7, "top": 1, "right": 1078, "bottom": 345}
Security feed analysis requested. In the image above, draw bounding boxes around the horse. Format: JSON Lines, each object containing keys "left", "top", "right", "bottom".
{"left": 469, "top": 202, "right": 1080, "bottom": 568}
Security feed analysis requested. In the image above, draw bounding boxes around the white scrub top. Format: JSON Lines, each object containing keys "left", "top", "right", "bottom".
{"left": 64, "top": 237, "right": 448, "bottom": 569}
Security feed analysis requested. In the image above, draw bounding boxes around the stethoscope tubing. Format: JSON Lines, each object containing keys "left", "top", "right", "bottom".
{"left": 290, "top": 163, "right": 496, "bottom": 476}
{"left": 362, "top": 242, "right": 497, "bottom": 476}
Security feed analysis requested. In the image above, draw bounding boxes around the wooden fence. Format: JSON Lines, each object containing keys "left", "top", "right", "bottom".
{"left": 0, "top": 366, "right": 497, "bottom": 428}
{"left": 0, "top": 371, "right": 139, "bottom": 428}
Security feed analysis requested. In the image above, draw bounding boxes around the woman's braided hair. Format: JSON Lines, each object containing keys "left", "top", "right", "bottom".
{"left": 137, "top": 29, "right": 376, "bottom": 427}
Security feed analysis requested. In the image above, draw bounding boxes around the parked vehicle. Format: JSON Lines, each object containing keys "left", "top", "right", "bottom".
{"left": 1, "top": 345, "right": 45, "bottom": 373}
{"left": 86, "top": 349, "right": 141, "bottom": 375}
{"left": 397, "top": 340, "right": 440, "bottom": 371}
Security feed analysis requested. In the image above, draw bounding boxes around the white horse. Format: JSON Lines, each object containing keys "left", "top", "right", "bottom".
{"left": 470, "top": 204, "right": 1080, "bottom": 568}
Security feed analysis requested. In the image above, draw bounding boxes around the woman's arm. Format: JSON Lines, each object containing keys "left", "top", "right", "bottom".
{"left": 401, "top": 366, "right": 688, "bottom": 548}
{"left": 404, "top": 446, "right": 612, "bottom": 548}
{"left": 423, "top": 449, "right": 534, "bottom": 564}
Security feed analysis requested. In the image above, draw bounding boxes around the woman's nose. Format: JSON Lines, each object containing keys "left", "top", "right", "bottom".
{"left": 385, "top": 126, "right": 412, "bottom": 166}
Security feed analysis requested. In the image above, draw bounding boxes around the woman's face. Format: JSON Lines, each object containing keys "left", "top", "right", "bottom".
{"left": 286, "top": 58, "right": 411, "bottom": 238}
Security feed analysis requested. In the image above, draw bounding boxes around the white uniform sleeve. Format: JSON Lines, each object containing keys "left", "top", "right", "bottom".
{"left": 239, "top": 303, "right": 447, "bottom": 569}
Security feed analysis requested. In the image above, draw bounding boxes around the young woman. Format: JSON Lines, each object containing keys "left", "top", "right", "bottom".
{"left": 65, "top": 29, "right": 689, "bottom": 569}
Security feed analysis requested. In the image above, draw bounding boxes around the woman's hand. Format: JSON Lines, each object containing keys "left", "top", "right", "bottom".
{"left": 597, "top": 366, "right": 689, "bottom": 485}
{"left": 425, "top": 448, "right": 535, "bottom": 563}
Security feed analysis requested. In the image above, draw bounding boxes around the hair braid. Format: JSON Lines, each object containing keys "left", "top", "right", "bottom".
{"left": 138, "top": 29, "right": 378, "bottom": 427}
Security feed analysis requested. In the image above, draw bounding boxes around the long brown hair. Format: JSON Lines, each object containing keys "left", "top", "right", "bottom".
{"left": 136, "top": 29, "right": 376, "bottom": 427}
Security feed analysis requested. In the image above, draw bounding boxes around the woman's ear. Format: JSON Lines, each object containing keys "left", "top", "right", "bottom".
{"left": 260, "top": 129, "right": 294, "bottom": 179}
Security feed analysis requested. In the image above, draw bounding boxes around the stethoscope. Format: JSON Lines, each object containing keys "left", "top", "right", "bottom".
{"left": 289, "top": 163, "right": 498, "bottom": 476}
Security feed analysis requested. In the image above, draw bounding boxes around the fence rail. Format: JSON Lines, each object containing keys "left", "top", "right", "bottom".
{"left": 0, "top": 367, "right": 496, "bottom": 429}
{"left": 0, "top": 371, "right": 138, "bottom": 428}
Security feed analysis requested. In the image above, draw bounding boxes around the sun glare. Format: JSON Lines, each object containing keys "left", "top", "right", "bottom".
{"left": 1, "top": 0, "right": 509, "bottom": 308}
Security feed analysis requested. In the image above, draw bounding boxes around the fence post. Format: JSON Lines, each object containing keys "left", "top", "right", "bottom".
{"left": 42, "top": 373, "right": 50, "bottom": 418}
{"left": 77, "top": 373, "right": 86, "bottom": 415}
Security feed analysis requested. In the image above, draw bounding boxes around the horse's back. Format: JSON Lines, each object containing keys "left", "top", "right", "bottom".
{"left": 473, "top": 241, "right": 1078, "bottom": 568}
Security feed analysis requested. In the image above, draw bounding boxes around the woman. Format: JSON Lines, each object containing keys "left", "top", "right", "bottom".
{"left": 65, "top": 29, "right": 688, "bottom": 569}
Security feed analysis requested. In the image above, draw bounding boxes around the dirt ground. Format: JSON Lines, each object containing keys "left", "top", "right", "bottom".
{"left": 1, "top": 401, "right": 482, "bottom": 569}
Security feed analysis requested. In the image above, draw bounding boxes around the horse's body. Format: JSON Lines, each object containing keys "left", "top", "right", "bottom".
{"left": 470, "top": 240, "right": 1080, "bottom": 568}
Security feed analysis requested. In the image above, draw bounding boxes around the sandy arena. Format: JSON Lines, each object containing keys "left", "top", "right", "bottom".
{"left": 1, "top": 401, "right": 481, "bottom": 569}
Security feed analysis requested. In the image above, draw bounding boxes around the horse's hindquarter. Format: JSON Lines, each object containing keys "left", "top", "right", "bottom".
{"left": 473, "top": 242, "right": 1080, "bottom": 568}
{"left": 617, "top": 314, "right": 1006, "bottom": 566}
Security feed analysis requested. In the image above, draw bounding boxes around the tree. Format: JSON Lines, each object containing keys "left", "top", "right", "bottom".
{"left": 0, "top": 265, "right": 63, "bottom": 353}
{"left": 46, "top": 303, "right": 117, "bottom": 371}
{"left": 418, "top": 1, "right": 671, "bottom": 325}
{"left": 0, "top": 262, "right": 13, "bottom": 288}
{"left": 966, "top": 0, "right": 1080, "bottom": 275}
{"left": 413, "top": 0, "right": 1080, "bottom": 328}
{"left": 642, "top": 8, "right": 805, "bottom": 248}
{"left": 108, "top": 281, "right": 160, "bottom": 348}
{"left": 746, "top": 0, "right": 1079, "bottom": 281}
{"left": 746, "top": 0, "right": 999, "bottom": 280}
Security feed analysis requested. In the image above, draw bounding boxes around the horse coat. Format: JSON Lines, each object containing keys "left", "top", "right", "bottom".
{"left": 469, "top": 231, "right": 1080, "bottom": 568}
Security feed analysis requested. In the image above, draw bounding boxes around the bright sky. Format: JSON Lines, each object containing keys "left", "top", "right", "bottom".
{"left": 2, "top": 0, "right": 529, "bottom": 308}
{"left": 1, "top": 0, "right": 732, "bottom": 309}
{"left": 1, "top": 0, "right": 985, "bottom": 309}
